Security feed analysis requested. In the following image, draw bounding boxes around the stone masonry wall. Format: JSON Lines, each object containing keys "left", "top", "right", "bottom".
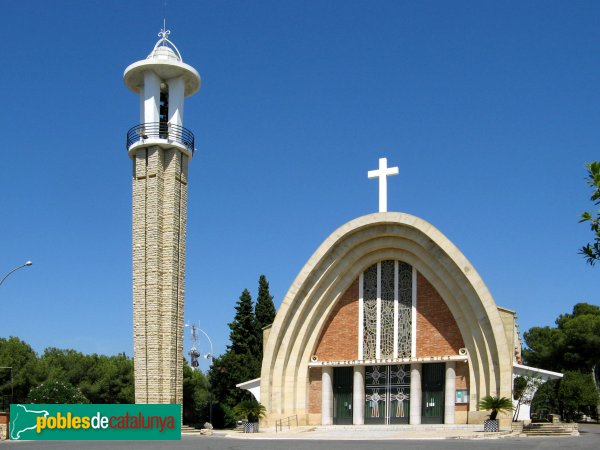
{"left": 132, "top": 145, "right": 188, "bottom": 405}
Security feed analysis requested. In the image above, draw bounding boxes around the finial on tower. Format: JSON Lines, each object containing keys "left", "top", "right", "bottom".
{"left": 158, "top": 20, "right": 171, "bottom": 43}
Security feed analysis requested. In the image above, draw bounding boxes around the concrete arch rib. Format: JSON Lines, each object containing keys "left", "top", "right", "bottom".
{"left": 261, "top": 213, "right": 512, "bottom": 424}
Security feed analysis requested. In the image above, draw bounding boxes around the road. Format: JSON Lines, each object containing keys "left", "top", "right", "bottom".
{"left": 3, "top": 424, "right": 599, "bottom": 450}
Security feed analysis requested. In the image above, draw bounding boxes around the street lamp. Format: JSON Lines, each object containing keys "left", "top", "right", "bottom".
{"left": 0, "top": 261, "right": 33, "bottom": 287}
{"left": 185, "top": 323, "right": 215, "bottom": 424}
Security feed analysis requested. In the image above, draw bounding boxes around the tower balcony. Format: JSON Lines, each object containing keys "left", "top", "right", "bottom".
{"left": 126, "top": 122, "right": 195, "bottom": 158}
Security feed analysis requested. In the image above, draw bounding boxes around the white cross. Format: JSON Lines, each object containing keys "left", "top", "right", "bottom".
{"left": 368, "top": 157, "right": 399, "bottom": 212}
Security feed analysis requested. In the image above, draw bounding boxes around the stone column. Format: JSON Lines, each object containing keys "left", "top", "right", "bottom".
{"left": 444, "top": 361, "right": 456, "bottom": 424}
{"left": 322, "top": 367, "right": 334, "bottom": 425}
{"left": 353, "top": 366, "right": 365, "bottom": 425}
{"left": 410, "top": 363, "right": 422, "bottom": 425}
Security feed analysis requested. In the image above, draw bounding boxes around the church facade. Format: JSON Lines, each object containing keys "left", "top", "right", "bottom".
{"left": 258, "top": 212, "right": 522, "bottom": 427}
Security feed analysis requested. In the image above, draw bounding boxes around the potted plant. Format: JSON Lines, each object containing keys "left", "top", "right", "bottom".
{"left": 478, "top": 395, "right": 514, "bottom": 432}
{"left": 233, "top": 400, "right": 266, "bottom": 433}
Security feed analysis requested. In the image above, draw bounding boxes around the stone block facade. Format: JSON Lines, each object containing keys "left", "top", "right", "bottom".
{"left": 132, "top": 145, "right": 188, "bottom": 405}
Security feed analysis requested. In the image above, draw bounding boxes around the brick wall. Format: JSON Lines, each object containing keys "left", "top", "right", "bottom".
{"left": 314, "top": 279, "right": 359, "bottom": 361}
{"left": 455, "top": 362, "right": 470, "bottom": 413}
{"left": 416, "top": 273, "right": 465, "bottom": 356}
{"left": 308, "top": 367, "right": 322, "bottom": 414}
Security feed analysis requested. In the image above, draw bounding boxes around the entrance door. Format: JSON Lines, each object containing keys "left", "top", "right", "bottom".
{"left": 365, "top": 365, "right": 411, "bottom": 424}
{"left": 422, "top": 363, "right": 445, "bottom": 424}
{"left": 333, "top": 367, "right": 353, "bottom": 425}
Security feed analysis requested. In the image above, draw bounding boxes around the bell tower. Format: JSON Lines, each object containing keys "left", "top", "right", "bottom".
{"left": 124, "top": 28, "right": 201, "bottom": 404}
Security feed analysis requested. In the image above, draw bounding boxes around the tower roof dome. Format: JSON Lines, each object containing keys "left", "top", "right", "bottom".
{"left": 147, "top": 29, "right": 183, "bottom": 62}
{"left": 123, "top": 27, "right": 200, "bottom": 97}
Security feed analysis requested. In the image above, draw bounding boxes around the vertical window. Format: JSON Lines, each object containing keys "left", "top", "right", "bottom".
{"left": 397, "top": 262, "right": 412, "bottom": 357}
{"left": 363, "top": 265, "right": 378, "bottom": 359}
{"left": 380, "top": 260, "right": 395, "bottom": 358}
{"left": 360, "top": 260, "right": 414, "bottom": 359}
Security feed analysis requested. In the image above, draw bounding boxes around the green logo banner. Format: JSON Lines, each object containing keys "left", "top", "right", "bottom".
{"left": 9, "top": 404, "right": 181, "bottom": 440}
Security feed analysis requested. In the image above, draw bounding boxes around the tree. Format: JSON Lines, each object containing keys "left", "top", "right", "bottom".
{"left": 478, "top": 395, "right": 514, "bottom": 420}
{"left": 255, "top": 275, "right": 276, "bottom": 330}
{"left": 523, "top": 303, "right": 600, "bottom": 385}
{"left": 255, "top": 275, "right": 276, "bottom": 359}
{"left": 29, "top": 380, "right": 89, "bottom": 404}
{"left": 557, "top": 371, "right": 599, "bottom": 422}
{"left": 182, "top": 361, "right": 210, "bottom": 426}
{"left": 228, "top": 289, "right": 260, "bottom": 356}
{"left": 580, "top": 161, "right": 600, "bottom": 266}
{"left": 531, "top": 379, "right": 559, "bottom": 419}
{"left": 209, "top": 277, "right": 275, "bottom": 428}
{"left": 38, "top": 349, "right": 134, "bottom": 404}
{"left": 0, "top": 337, "right": 43, "bottom": 404}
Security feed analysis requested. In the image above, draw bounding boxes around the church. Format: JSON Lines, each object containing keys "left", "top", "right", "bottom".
{"left": 239, "top": 158, "right": 560, "bottom": 428}
{"left": 120, "top": 28, "right": 560, "bottom": 430}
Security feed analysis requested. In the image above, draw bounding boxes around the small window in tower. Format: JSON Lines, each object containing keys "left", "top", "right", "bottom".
{"left": 159, "top": 85, "right": 169, "bottom": 138}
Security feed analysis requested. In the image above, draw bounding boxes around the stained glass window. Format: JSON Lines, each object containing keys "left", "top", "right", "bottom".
{"left": 362, "top": 264, "right": 378, "bottom": 359}
{"left": 380, "top": 260, "right": 395, "bottom": 358}
{"left": 361, "top": 260, "right": 413, "bottom": 359}
{"left": 397, "top": 262, "right": 412, "bottom": 357}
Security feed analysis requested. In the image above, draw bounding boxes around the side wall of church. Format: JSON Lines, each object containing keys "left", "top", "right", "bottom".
{"left": 416, "top": 273, "right": 465, "bottom": 356}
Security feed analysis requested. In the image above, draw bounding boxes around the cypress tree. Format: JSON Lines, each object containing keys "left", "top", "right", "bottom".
{"left": 228, "top": 289, "right": 260, "bottom": 356}
{"left": 255, "top": 275, "right": 276, "bottom": 330}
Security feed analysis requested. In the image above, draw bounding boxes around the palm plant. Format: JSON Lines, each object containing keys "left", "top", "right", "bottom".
{"left": 478, "top": 395, "right": 514, "bottom": 420}
{"left": 233, "top": 399, "right": 266, "bottom": 423}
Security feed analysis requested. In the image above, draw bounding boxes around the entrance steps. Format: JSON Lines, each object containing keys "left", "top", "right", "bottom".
{"left": 522, "top": 423, "right": 579, "bottom": 436}
{"left": 181, "top": 425, "right": 204, "bottom": 435}
{"left": 314, "top": 424, "right": 483, "bottom": 432}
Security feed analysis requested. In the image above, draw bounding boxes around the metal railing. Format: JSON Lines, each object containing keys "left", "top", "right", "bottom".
{"left": 275, "top": 414, "right": 298, "bottom": 432}
{"left": 126, "top": 122, "right": 195, "bottom": 155}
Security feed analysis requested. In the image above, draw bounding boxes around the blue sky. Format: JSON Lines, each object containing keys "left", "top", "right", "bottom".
{"left": 1, "top": 1, "right": 598, "bottom": 372}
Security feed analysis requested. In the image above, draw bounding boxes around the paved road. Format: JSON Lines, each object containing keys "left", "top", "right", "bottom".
{"left": 3, "top": 424, "right": 599, "bottom": 449}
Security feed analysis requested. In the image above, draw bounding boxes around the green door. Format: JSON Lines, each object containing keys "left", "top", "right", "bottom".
{"left": 333, "top": 367, "right": 353, "bottom": 425}
{"left": 422, "top": 363, "right": 445, "bottom": 424}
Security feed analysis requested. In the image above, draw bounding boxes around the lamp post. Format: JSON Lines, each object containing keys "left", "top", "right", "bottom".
{"left": 198, "top": 328, "right": 214, "bottom": 426}
{"left": 185, "top": 323, "right": 215, "bottom": 425}
{"left": 0, "top": 261, "right": 33, "bottom": 287}
{"left": 0, "top": 367, "right": 13, "bottom": 411}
